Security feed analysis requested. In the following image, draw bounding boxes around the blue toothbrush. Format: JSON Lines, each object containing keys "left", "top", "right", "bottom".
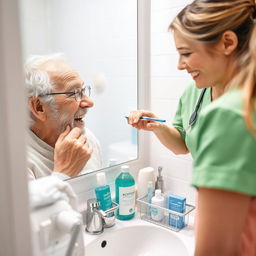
{"left": 125, "top": 115, "right": 166, "bottom": 123}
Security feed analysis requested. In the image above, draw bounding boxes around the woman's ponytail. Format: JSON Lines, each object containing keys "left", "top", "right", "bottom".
{"left": 236, "top": 20, "right": 256, "bottom": 134}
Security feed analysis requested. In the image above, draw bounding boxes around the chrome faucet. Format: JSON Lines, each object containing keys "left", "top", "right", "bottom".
{"left": 85, "top": 199, "right": 106, "bottom": 234}
{"left": 85, "top": 198, "right": 119, "bottom": 234}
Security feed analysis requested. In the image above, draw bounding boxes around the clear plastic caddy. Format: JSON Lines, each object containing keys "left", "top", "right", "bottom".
{"left": 137, "top": 195, "right": 195, "bottom": 232}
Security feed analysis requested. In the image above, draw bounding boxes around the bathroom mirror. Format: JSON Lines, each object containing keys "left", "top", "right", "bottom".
{"left": 19, "top": 0, "right": 138, "bottom": 177}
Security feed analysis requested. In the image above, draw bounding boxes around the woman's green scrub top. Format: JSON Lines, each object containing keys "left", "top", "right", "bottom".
{"left": 172, "top": 83, "right": 212, "bottom": 157}
{"left": 192, "top": 89, "right": 256, "bottom": 196}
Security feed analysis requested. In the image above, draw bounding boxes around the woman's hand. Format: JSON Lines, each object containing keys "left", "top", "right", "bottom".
{"left": 127, "top": 109, "right": 188, "bottom": 155}
{"left": 127, "top": 110, "right": 162, "bottom": 131}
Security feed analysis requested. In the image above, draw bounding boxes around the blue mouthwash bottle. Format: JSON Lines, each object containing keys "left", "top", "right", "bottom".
{"left": 115, "top": 165, "right": 136, "bottom": 220}
{"left": 94, "top": 172, "right": 113, "bottom": 212}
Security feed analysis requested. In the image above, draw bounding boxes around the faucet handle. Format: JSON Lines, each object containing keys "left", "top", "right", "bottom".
{"left": 89, "top": 201, "right": 100, "bottom": 210}
{"left": 86, "top": 198, "right": 98, "bottom": 209}
{"left": 87, "top": 200, "right": 107, "bottom": 218}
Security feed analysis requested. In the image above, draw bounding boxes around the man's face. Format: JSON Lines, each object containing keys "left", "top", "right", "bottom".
{"left": 43, "top": 61, "right": 94, "bottom": 144}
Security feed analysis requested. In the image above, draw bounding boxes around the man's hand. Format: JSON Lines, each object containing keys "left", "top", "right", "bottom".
{"left": 53, "top": 126, "right": 92, "bottom": 177}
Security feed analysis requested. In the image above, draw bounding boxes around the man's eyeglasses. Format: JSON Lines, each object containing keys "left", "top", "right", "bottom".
{"left": 38, "top": 85, "right": 91, "bottom": 102}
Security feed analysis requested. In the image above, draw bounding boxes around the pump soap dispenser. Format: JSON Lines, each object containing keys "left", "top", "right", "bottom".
{"left": 155, "top": 166, "right": 164, "bottom": 192}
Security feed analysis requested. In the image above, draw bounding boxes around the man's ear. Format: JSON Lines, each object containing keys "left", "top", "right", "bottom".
{"left": 219, "top": 30, "right": 238, "bottom": 56}
{"left": 28, "top": 97, "right": 47, "bottom": 121}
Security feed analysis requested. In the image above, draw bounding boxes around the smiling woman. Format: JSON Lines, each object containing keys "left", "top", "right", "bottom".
{"left": 19, "top": 0, "right": 138, "bottom": 178}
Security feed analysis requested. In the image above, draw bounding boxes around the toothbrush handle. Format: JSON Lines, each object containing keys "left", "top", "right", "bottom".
{"left": 139, "top": 116, "right": 166, "bottom": 123}
{"left": 125, "top": 115, "right": 166, "bottom": 123}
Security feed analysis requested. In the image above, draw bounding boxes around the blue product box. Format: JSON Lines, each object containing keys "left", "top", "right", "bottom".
{"left": 167, "top": 194, "right": 186, "bottom": 229}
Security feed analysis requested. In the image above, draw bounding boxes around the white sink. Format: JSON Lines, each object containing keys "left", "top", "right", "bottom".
{"left": 84, "top": 218, "right": 194, "bottom": 256}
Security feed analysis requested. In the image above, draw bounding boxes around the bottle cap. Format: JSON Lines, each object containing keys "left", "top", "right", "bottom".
{"left": 96, "top": 172, "right": 107, "bottom": 186}
{"left": 139, "top": 166, "right": 154, "bottom": 174}
{"left": 121, "top": 165, "right": 129, "bottom": 173}
{"left": 155, "top": 189, "right": 162, "bottom": 198}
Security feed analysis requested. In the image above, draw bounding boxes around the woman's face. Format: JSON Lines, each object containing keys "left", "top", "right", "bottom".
{"left": 173, "top": 30, "right": 230, "bottom": 89}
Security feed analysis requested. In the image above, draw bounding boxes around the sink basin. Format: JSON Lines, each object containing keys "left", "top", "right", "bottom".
{"left": 84, "top": 221, "right": 191, "bottom": 256}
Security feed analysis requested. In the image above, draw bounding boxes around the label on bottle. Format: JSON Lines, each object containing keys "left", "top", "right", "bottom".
{"left": 119, "top": 185, "right": 135, "bottom": 215}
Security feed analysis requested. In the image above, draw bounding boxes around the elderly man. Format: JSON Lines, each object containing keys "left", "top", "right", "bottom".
{"left": 26, "top": 53, "right": 102, "bottom": 180}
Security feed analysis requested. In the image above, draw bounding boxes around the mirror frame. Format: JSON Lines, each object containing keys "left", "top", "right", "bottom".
{"left": 20, "top": 0, "right": 141, "bottom": 175}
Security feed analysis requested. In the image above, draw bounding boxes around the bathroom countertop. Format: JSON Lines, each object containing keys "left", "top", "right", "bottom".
{"left": 84, "top": 212, "right": 195, "bottom": 255}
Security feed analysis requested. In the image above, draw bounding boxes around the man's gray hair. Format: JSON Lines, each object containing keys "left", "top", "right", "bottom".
{"left": 25, "top": 53, "right": 66, "bottom": 126}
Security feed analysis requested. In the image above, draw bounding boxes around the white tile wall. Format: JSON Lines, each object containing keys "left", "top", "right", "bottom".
{"left": 150, "top": 0, "right": 196, "bottom": 205}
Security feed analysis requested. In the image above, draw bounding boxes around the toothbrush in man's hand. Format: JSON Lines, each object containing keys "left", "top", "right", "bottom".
{"left": 125, "top": 115, "right": 166, "bottom": 123}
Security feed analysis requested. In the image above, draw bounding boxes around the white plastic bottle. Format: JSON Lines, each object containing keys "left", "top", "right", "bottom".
{"left": 151, "top": 189, "right": 164, "bottom": 221}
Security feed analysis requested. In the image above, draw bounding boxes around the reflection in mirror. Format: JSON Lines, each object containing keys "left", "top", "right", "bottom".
{"left": 19, "top": 0, "right": 138, "bottom": 179}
